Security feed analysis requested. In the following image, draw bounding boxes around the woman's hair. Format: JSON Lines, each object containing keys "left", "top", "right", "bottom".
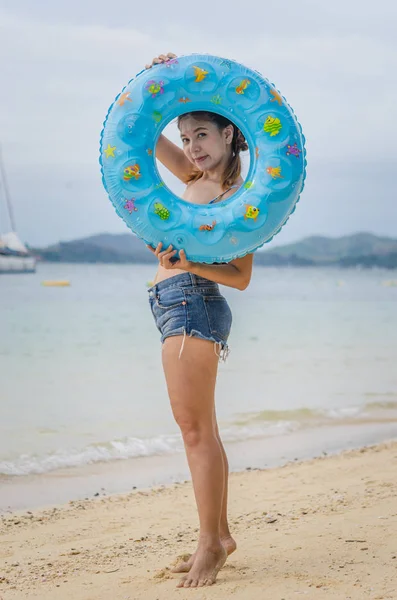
{"left": 177, "top": 111, "right": 248, "bottom": 190}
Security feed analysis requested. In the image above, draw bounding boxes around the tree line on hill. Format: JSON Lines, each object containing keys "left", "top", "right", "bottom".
{"left": 31, "top": 232, "right": 397, "bottom": 269}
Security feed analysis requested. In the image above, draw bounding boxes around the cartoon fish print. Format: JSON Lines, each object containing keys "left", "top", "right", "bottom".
{"left": 199, "top": 220, "right": 217, "bottom": 232}
{"left": 145, "top": 80, "right": 165, "bottom": 98}
{"left": 263, "top": 116, "right": 282, "bottom": 137}
{"left": 286, "top": 143, "right": 302, "bottom": 158}
{"left": 270, "top": 89, "right": 283, "bottom": 106}
{"left": 266, "top": 166, "right": 284, "bottom": 179}
{"left": 152, "top": 111, "right": 162, "bottom": 123}
{"left": 193, "top": 66, "right": 209, "bottom": 82}
{"left": 123, "top": 164, "right": 141, "bottom": 181}
{"left": 179, "top": 96, "right": 191, "bottom": 103}
{"left": 117, "top": 92, "right": 132, "bottom": 107}
{"left": 255, "top": 146, "right": 260, "bottom": 159}
{"left": 124, "top": 198, "right": 137, "bottom": 214}
{"left": 211, "top": 94, "right": 222, "bottom": 105}
{"left": 244, "top": 205, "right": 260, "bottom": 221}
{"left": 235, "top": 79, "right": 251, "bottom": 95}
{"left": 244, "top": 181, "right": 254, "bottom": 189}
{"left": 154, "top": 202, "right": 170, "bottom": 220}
{"left": 147, "top": 148, "right": 153, "bottom": 156}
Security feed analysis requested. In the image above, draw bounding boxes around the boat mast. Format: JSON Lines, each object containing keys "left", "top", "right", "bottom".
{"left": 0, "top": 143, "right": 17, "bottom": 232}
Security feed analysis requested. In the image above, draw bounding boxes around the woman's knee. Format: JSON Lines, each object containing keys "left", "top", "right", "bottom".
{"left": 175, "top": 413, "right": 215, "bottom": 447}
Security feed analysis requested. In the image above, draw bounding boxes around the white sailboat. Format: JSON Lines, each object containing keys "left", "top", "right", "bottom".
{"left": 0, "top": 144, "right": 36, "bottom": 273}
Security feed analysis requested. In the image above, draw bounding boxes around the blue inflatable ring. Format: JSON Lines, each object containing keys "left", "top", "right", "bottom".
{"left": 100, "top": 54, "right": 306, "bottom": 263}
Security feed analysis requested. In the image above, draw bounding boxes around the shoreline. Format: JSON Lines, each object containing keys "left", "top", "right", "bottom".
{"left": 1, "top": 419, "right": 397, "bottom": 513}
{"left": 1, "top": 440, "right": 396, "bottom": 599}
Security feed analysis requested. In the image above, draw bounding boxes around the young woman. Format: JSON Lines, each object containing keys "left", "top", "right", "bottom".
{"left": 146, "top": 53, "right": 253, "bottom": 588}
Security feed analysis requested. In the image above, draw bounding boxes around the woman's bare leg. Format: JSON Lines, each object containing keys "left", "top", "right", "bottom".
{"left": 214, "top": 413, "right": 237, "bottom": 550}
{"left": 172, "top": 406, "right": 236, "bottom": 573}
{"left": 162, "top": 335, "right": 227, "bottom": 588}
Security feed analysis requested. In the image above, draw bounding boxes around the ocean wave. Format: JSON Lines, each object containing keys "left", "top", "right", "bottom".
{"left": 231, "top": 400, "right": 397, "bottom": 426}
{"left": 0, "top": 434, "right": 184, "bottom": 476}
{"left": 1, "top": 400, "right": 396, "bottom": 477}
{"left": 0, "top": 421, "right": 298, "bottom": 476}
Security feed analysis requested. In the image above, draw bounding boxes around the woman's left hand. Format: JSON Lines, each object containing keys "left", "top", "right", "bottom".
{"left": 147, "top": 243, "right": 192, "bottom": 271}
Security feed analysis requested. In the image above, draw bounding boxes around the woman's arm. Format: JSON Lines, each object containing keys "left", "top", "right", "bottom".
{"left": 189, "top": 254, "right": 253, "bottom": 291}
{"left": 156, "top": 134, "right": 194, "bottom": 183}
{"left": 149, "top": 243, "right": 253, "bottom": 290}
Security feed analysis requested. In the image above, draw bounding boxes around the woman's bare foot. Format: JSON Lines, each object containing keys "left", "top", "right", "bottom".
{"left": 171, "top": 534, "right": 236, "bottom": 573}
{"left": 176, "top": 543, "right": 227, "bottom": 588}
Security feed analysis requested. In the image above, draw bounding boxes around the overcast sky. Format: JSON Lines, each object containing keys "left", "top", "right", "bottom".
{"left": 0, "top": 0, "right": 396, "bottom": 247}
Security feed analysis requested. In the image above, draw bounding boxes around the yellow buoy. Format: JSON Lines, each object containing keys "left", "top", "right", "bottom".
{"left": 382, "top": 280, "right": 397, "bottom": 287}
{"left": 41, "top": 280, "right": 71, "bottom": 287}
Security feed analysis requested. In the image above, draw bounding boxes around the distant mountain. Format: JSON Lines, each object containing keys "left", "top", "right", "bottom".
{"left": 263, "top": 233, "right": 397, "bottom": 263}
{"left": 33, "top": 234, "right": 156, "bottom": 264}
{"left": 32, "top": 232, "right": 397, "bottom": 269}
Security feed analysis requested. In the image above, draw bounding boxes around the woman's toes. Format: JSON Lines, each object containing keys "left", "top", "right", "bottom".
{"left": 176, "top": 577, "right": 187, "bottom": 588}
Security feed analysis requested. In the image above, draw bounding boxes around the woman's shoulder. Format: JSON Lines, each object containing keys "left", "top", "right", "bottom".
{"left": 181, "top": 180, "right": 202, "bottom": 203}
{"left": 182, "top": 179, "right": 216, "bottom": 205}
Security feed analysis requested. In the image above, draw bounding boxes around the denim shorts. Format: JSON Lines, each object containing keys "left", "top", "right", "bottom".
{"left": 148, "top": 273, "right": 232, "bottom": 361}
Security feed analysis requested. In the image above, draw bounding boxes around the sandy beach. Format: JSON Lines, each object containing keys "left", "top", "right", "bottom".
{"left": 1, "top": 441, "right": 396, "bottom": 599}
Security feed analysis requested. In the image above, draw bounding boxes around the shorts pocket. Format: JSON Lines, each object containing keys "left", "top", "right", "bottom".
{"left": 155, "top": 287, "right": 186, "bottom": 309}
{"left": 204, "top": 296, "right": 232, "bottom": 340}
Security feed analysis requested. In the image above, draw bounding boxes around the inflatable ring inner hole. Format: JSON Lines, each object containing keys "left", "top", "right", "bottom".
{"left": 154, "top": 109, "right": 252, "bottom": 206}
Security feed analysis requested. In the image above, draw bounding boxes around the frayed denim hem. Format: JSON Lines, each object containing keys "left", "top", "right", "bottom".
{"left": 161, "top": 328, "right": 230, "bottom": 362}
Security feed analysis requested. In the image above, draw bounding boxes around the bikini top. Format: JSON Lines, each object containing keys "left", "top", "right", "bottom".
{"left": 208, "top": 184, "right": 240, "bottom": 205}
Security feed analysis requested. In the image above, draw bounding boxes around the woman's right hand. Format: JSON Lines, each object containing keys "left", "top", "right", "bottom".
{"left": 145, "top": 53, "right": 177, "bottom": 70}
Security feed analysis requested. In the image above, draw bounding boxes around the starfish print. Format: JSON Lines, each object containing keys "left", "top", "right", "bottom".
{"left": 104, "top": 144, "right": 116, "bottom": 158}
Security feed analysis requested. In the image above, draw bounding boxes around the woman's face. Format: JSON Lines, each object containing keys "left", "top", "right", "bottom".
{"left": 179, "top": 116, "right": 233, "bottom": 171}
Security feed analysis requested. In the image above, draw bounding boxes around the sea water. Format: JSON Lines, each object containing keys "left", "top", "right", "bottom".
{"left": 1, "top": 264, "right": 396, "bottom": 504}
